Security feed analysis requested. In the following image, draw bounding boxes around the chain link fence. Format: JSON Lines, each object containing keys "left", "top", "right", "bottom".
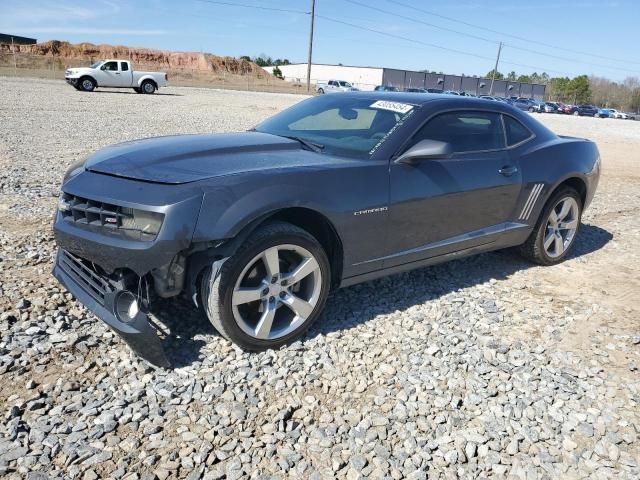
{"left": 0, "top": 52, "right": 312, "bottom": 94}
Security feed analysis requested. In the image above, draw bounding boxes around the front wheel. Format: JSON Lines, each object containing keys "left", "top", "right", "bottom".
{"left": 317, "top": 88, "right": 324, "bottom": 94}
{"left": 201, "top": 222, "right": 331, "bottom": 351}
{"left": 80, "top": 77, "right": 95, "bottom": 92}
{"left": 528, "top": 107, "right": 535, "bottom": 112}
{"left": 518, "top": 186, "right": 582, "bottom": 265}
{"left": 573, "top": 111, "right": 580, "bottom": 116}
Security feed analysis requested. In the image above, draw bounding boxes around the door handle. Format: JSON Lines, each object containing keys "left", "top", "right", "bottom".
{"left": 499, "top": 165, "right": 518, "bottom": 176}
{"left": 115, "top": 72, "right": 121, "bottom": 74}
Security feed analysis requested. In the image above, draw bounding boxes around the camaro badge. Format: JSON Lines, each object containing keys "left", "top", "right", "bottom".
{"left": 354, "top": 206, "right": 388, "bottom": 216}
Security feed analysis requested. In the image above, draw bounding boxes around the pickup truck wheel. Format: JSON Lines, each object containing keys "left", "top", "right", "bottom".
{"left": 201, "top": 222, "right": 331, "bottom": 351}
{"left": 518, "top": 186, "right": 582, "bottom": 266}
{"left": 141, "top": 81, "right": 156, "bottom": 94}
{"left": 317, "top": 88, "right": 324, "bottom": 94}
{"left": 80, "top": 77, "right": 96, "bottom": 92}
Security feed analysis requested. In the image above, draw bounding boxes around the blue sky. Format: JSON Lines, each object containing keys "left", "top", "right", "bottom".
{"left": 1, "top": 0, "right": 639, "bottom": 81}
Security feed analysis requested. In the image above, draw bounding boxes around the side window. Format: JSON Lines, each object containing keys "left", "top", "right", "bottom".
{"left": 103, "top": 61, "right": 118, "bottom": 71}
{"left": 413, "top": 111, "right": 505, "bottom": 153}
{"left": 121, "top": 62, "right": 129, "bottom": 71}
{"left": 503, "top": 115, "right": 533, "bottom": 146}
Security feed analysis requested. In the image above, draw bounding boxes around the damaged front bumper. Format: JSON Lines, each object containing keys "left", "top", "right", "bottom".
{"left": 53, "top": 249, "right": 171, "bottom": 368}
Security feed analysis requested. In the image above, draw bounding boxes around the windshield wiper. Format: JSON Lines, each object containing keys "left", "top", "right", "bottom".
{"left": 280, "top": 135, "right": 324, "bottom": 153}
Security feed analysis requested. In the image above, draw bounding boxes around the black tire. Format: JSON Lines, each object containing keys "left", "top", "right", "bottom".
{"left": 141, "top": 80, "right": 156, "bottom": 94}
{"left": 318, "top": 88, "right": 324, "bottom": 94}
{"left": 133, "top": 87, "right": 142, "bottom": 93}
{"left": 518, "top": 186, "right": 583, "bottom": 265}
{"left": 79, "top": 77, "right": 96, "bottom": 92}
{"left": 201, "top": 221, "right": 331, "bottom": 351}
{"left": 528, "top": 107, "right": 534, "bottom": 112}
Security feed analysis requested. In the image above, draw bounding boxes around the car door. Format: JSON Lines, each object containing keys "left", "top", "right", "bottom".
{"left": 385, "top": 110, "right": 522, "bottom": 268}
{"left": 119, "top": 61, "right": 132, "bottom": 87}
{"left": 99, "top": 61, "right": 122, "bottom": 87}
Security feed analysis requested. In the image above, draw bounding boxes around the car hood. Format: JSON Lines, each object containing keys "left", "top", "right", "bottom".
{"left": 85, "top": 132, "right": 309, "bottom": 184}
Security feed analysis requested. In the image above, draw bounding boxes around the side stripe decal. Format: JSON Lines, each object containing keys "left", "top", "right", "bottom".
{"left": 519, "top": 183, "right": 544, "bottom": 220}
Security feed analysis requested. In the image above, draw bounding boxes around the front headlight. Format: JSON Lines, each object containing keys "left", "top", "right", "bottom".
{"left": 63, "top": 159, "right": 85, "bottom": 183}
{"left": 120, "top": 208, "right": 164, "bottom": 237}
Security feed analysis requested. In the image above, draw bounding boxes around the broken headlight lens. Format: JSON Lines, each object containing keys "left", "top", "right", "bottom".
{"left": 120, "top": 208, "right": 164, "bottom": 237}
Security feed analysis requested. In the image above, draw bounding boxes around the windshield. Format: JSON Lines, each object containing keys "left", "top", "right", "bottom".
{"left": 255, "top": 96, "right": 416, "bottom": 157}
{"left": 89, "top": 61, "right": 104, "bottom": 69}
{"left": 338, "top": 81, "right": 352, "bottom": 87}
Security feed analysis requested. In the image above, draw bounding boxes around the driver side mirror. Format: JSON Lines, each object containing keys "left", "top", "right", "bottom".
{"left": 394, "top": 139, "right": 453, "bottom": 165}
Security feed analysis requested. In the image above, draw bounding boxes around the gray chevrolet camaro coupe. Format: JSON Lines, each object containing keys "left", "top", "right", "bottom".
{"left": 53, "top": 92, "right": 600, "bottom": 367}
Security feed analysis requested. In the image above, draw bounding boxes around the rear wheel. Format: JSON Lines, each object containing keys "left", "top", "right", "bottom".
{"left": 141, "top": 80, "right": 156, "bottom": 94}
{"left": 201, "top": 222, "right": 331, "bottom": 351}
{"left": 518, "top": 186, "right": 582, "bottom": 265}
{"left": 317, "top": 88, "right": 324, "bottom": 94}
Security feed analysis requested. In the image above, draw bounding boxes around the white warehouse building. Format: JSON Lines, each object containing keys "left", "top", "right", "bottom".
{"left": 264, "top": 63, "right": 383, "bottom": 91}
{"left": 262, "top": 63, "right": 546, "bottom": 98}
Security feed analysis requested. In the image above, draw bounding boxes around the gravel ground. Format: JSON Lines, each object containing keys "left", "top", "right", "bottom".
{"left": 1, "top": 77, "right": 639, "bottom": 479}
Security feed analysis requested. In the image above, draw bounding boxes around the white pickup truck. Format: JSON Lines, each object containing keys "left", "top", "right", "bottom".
{"left": 65, "top": 59, "right": 168, "bottom": 94}
{"left": 316, "top": 79, "right": 359, "bottom": 94}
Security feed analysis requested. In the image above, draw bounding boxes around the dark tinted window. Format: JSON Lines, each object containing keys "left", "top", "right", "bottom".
{"left": 414, "top": 111, "right": 505, "bottom": 153}
{"left": 121, "top": 62, "right": 129, "bottom": 71}
{"left": 103, "top": 61, "right": 118, "bottom": 71}
{"left": 503, "top": 115, "right": 532, "bottom": 146}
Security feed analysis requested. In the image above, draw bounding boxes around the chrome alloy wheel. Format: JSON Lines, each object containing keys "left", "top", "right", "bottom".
{"left": 82, "top": 79, "right": 94, "bottom": 90}
{"left": 544, "top": 196, "right": 579, "bottom": 258}
{"left": 143, "top": 82, "right": 154, "bottom": 93}
{"left": 231, "top": 244, "right": 322, "bottom": 340}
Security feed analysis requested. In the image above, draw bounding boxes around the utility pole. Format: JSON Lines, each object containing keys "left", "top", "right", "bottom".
{"left": 489, "top": 41, "right": 502, "bottom": 95}
{"left": 306, "top": 0, "right": 316, "bottom": 92}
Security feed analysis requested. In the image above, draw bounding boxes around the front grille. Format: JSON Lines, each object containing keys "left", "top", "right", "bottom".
{"left": 59, "top": 193, "right": 130, "bottom": 230}
{"left": 58, "top": 193, "right": 162, "bottom": 241}
{"left": 58, "top": 250, "right": 114, "bottom": 306}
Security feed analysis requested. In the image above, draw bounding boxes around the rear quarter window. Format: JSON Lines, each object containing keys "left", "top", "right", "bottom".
{"left": 503, "top": 115, "right": 533, "bottom": 146}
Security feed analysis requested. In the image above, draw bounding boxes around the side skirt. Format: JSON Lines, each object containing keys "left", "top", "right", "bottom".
{"left": 339, "top": 223, "right": 530, "bottom": 288}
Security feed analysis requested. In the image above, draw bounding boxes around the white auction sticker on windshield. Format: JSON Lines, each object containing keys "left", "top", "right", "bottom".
{"left": 370, "top": 100, "right": 414, "bottom": 114}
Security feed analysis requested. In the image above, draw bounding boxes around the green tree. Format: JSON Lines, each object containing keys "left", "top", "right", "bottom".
{"left": 272, "top": 66, "right": 283, "bottom": 79}
{"left": 239, "top": 55, "right": 251, "bottom": 62}
{"left": 567, "top": 75, "right": 591, "bottom": 104}
{"left": 507, "top": 71, "right": 517, "bottom": 81}
{"left": 486, "top": 69, "right": 504, "bottom": 80}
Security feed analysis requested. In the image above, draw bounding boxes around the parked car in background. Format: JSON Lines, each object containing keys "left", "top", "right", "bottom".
{"left": 607, "top": 109, "right": 629, "bottom": 119}
{"left": 513, "top": 98, "right": 542, "bottom": 112}
{"left": 405, "top": 88, "right": 428, "bottom": 93}
{"left": 596, "top": 108, "right": 612, "bottom": 118}
{"left": 480, "top": 95, "right": 499, "bottom": 101}
{"left": 567, "top": 105, "right": 598, "bottom": 116}
{"left": 65, "top": 60, "right": 168, "bottom": 93}
{"left": 52, "top": 92, "right": 601, "bottom": 366}
{"left": 544, "top": 102, "right": 559, "bottom": 113}
{"left": 374, "top": 85, "right": 400, "bottom": 92}
{"left": 316, "top": 80, "right": 359, "bottom": 94}
{"left": 426, "top": 88, "right": 443, "bottom": 93}
{"left": 443, "top": 90, "right": 460, "bottom": 95}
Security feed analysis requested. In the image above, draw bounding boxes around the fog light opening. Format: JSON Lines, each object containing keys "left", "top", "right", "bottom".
{"left": 116, "top": 291, "right": 140, "bottom": 323}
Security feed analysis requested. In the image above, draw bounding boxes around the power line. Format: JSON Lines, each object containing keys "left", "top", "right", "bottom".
{"left": 195, "top": 0, "right": 308, "bottom": 15}
{"left": 345, "top": 0, "right": 640, "bottom": 75}
{"left": 316, "top": 14, "right": 576, "bottom": 77}
{"left": 344, "top": 0, "right": 500, "bottom": 46}
{"left": 385, "top": 0, "right": 640, "bottom": 67}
